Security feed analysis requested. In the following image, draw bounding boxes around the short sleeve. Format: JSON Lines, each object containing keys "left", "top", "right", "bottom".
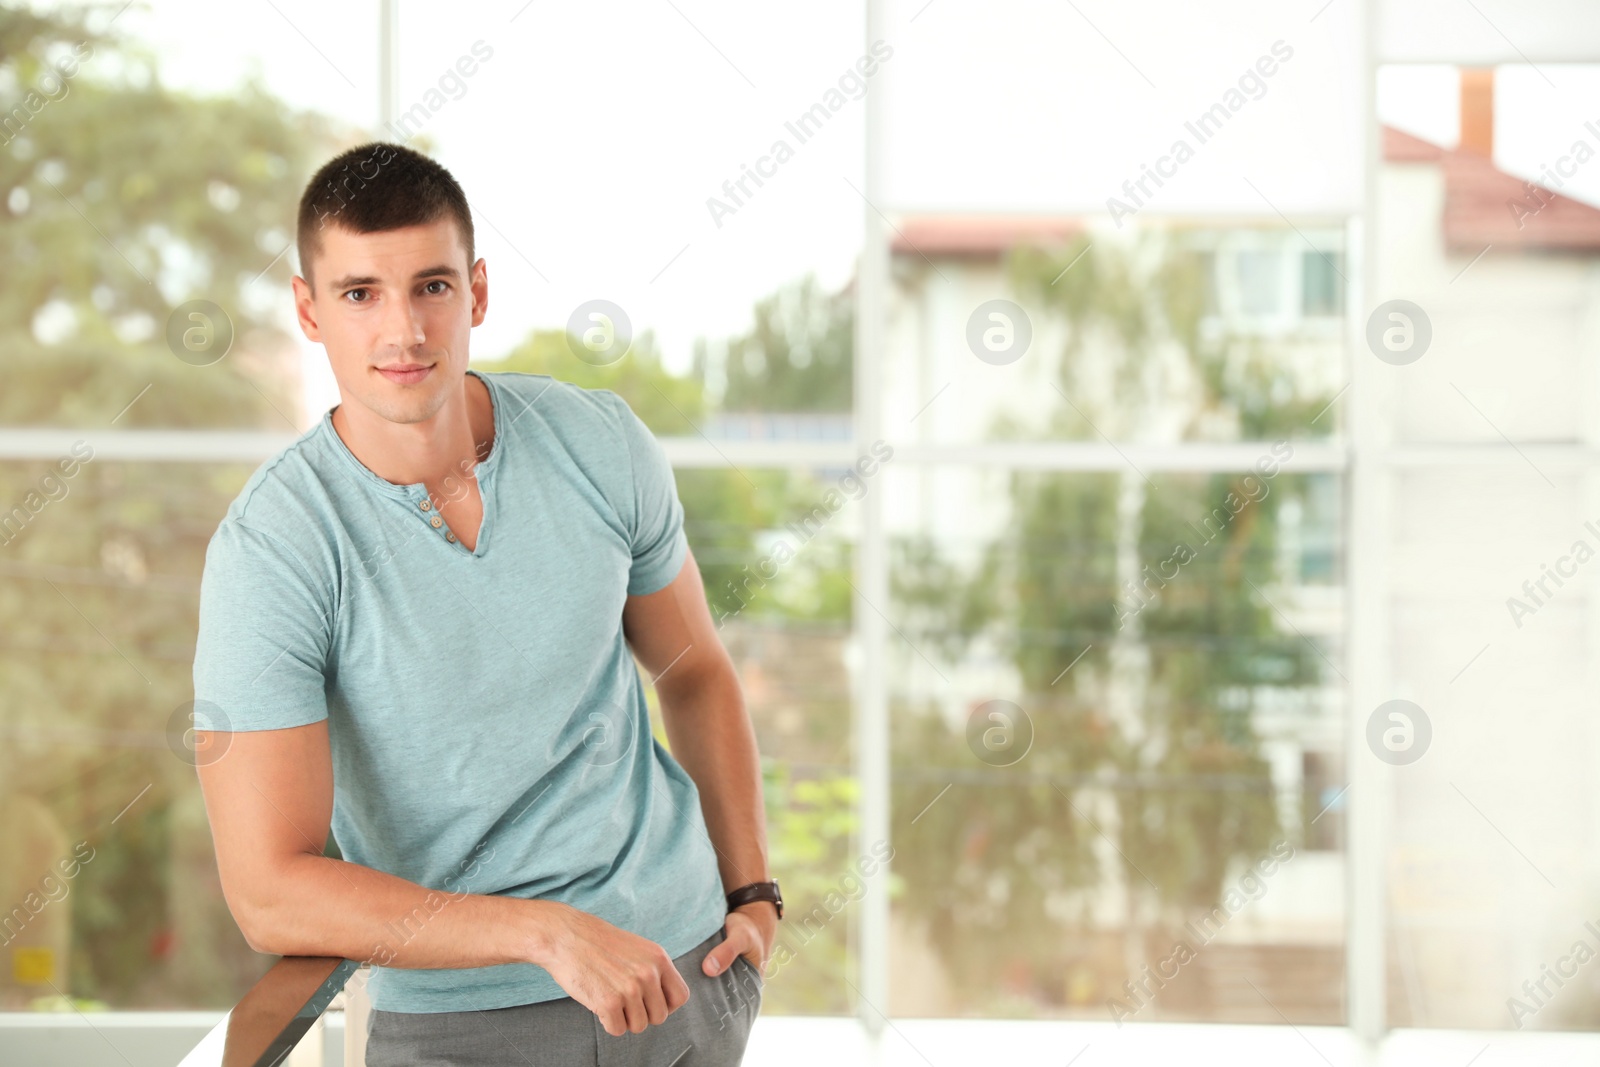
{"left": 610, "top": 392, "right": 689, "bottom": 596}
{"left": 192, "top": 518, "right": 332, "bottom": 731}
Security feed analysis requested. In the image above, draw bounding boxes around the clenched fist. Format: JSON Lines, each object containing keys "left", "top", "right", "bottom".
{"left": 535, "top": 903, "right": 692, "bottom": 1037}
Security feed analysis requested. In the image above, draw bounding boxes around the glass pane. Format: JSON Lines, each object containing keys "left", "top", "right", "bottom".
{"left": 675, "top": 465, "right": 860, "bottom": 1015}
{"left": 885, "top": 465, "right": 1345, "bottom": 1022}
{"left": 884, "top": 4, "right": 1362, "bottom": 216}
{"left": 396, "top": 0, "right": 861, "bottom": 430}
{"left": 1383, "top": 466, "right": 1596, "bottom": 1029}
{"left": 0, "top": 458, "right": 264, "bottom": 1009}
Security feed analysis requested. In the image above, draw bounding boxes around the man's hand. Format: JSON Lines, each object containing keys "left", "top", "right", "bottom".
{"left": 701, "top": 901, "right": 779, "bottom": 980}
{"left": 535, "top": 903, "right": 691, "bottom": 1037}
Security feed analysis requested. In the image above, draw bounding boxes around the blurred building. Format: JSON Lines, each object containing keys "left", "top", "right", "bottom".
{"left": 1375, "top": 68, "right": 1600, "bottom": 1029}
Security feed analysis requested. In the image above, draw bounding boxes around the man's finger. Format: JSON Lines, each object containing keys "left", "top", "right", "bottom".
{"left": 642, "top": 979, "right": 671, "bottom": 1026}
{"left": 623, "top": 995, "right": 649, "bottom": 1035}
{"left": 665, "top": 964, "right": 692, "bottom": 1011}
{"left": 702, "top": 939, "right": 741, "bottom": 976}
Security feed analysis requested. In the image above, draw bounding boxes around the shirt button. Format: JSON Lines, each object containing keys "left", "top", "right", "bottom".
{"left": 446, "top": 531, "right": 457, "bottom": 543}
{"left": 419, "top": 500, "right": 432, "bottom": 511}
{"left": 430, "top": 515, "right": 443, "bottom": 528}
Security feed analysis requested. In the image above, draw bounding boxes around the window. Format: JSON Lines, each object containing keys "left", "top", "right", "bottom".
{"left": 1301, "top": 250, "right": 1345, "bottom": 318}
{"left": 1236, "top": 248, "right": 1284, "bottom": 317}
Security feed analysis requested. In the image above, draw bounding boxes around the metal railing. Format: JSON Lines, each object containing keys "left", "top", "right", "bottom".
{"left": 178, "top": 956, "right": 360, "bottom": 1067}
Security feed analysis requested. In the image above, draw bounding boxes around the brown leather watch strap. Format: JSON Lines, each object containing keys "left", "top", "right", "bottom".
{"left": 725, "top": 880, "right": 783, "bottom": 920}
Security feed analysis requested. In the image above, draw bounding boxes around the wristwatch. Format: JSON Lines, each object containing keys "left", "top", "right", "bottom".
{"left": 726, "top": 880, "right": 783, "bottom": 920}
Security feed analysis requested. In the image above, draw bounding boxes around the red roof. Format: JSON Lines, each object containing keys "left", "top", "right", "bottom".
{"left": 889, "top": 215, "right": 1084, "bottom": 258}
{"left": 1382, "top": 124, "right": 1600, "bottom": 252}
{"left": 1382, "top": 126, "right": 1444, "bottom": 163}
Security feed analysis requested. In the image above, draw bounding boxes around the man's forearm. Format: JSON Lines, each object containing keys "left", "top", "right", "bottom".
{"left": 246, "top": 852, "right": 560, "bottom": 970}
{"left": 657, "top": 659, "right": 768, "bottom": 893}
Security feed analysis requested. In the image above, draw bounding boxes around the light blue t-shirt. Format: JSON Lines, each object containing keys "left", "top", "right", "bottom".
{"left": 191, "top": 369, "right": 727, "bottom": 1013}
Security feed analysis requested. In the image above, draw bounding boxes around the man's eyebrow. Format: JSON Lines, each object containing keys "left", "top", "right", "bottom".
{"left": 326, "top": 265, "right": 463, "bottom": 290}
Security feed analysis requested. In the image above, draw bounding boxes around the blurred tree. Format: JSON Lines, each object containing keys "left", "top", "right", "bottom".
{"left": 757, "top": 764, "right": 861, "bottom": 1013}
{"left": 0, "top": 4, "right": 336, "bottom": 430}
{"left": 692, "top": 273, "right": 852, "bottom": 413}
{"left": 1008, "top": 233, "right": 1321, "bottom": 942}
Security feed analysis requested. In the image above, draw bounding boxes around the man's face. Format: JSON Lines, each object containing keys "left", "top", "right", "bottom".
{"left": 292, "top": 217, "right": 488, "bottom": 426}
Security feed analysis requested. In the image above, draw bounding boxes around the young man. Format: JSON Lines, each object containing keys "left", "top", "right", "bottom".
{"left": 190, "top": 142, "right": 780, "bottom": 1065}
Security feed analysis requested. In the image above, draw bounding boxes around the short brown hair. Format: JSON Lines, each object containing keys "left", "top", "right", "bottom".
{"left": 296, "top": 142, "right": 475, "bottom": 290}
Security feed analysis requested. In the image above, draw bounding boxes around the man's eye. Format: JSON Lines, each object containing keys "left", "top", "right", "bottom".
{"left": 343, "top": 288, "right": 369, "bottom": 303}
{"left": 424, "top": 280, "right": 449, "bottom": 295}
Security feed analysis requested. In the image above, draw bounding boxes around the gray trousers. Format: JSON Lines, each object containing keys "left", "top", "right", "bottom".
{"left": 364, "top": 927, "right": 762, "bottom": 1066}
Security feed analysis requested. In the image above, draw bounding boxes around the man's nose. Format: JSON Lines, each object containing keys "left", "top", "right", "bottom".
{"left": 384, "top": 293, "right": 426, "bottom": 351}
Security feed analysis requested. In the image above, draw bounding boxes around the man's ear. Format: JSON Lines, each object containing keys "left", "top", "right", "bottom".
{"left": 470, "top": 257, "right": 488, "bottom": 328}
{"left": 291, "top": 275, "right": 322, "bottom": 342}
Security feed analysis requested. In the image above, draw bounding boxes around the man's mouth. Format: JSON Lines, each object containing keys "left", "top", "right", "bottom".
{"left": 377, "top": 363, "right": 434, "bottom": 385}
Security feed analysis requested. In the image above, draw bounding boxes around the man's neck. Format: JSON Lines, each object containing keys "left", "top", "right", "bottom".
{"left": 331, "top": 373, "right": 494, "bottom": 489}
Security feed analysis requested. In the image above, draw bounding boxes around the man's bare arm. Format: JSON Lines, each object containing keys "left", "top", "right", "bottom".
{"left": 621, "top": 546, "right": 776, "bottom": 976}
{"left": 194, "top": 720, "right": 691, "bottom": 1036}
